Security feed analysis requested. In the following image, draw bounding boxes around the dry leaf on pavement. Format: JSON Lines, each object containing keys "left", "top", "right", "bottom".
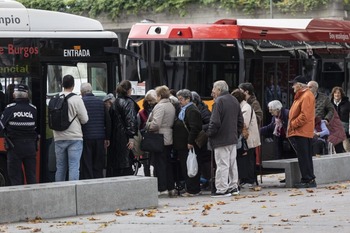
{"left": 240, "top": 223, "right": 251, "bottom": 230}
{"left": 31, "top": 228, "right": 41, "bottom": 232}
{"left": 115, "top": 209, "right": 128, "bottom": 216}
{"left": 203, "top": 203, "right": 213, "bottom": 210}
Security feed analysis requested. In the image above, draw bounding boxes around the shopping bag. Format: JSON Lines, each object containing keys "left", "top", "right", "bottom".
{"left": 140, "top": 132, "right": 164, "bottom": 153}
{"left": 186, "top": 149, "right": 198, "bottom": 178}
{"left": 132, "top": 130, "right": 144, "bottom": 157}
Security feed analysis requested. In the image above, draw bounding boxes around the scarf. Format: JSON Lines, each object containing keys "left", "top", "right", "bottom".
{"left": 273, "top": 116, "right": 285, "bottom": 137}
{"left": 178, "top": 102, "right": 193, "bottom": 121}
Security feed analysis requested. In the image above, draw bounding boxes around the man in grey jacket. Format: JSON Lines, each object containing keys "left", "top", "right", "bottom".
{"left": 208, "top": 80, "right": 244, "bottom": 197}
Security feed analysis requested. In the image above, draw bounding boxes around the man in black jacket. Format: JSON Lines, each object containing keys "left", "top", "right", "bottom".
{"left": 80, "top": 83, "right": 111, "bottom": 179}
{"left": 208, "top": 80, "right": 244, "bottom": 197}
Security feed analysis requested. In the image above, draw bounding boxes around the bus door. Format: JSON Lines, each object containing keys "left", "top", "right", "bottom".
{"left": 43, "top": 62, "right": 110, "bottom": 182}
{"left": 262, "top": 58, "right": 290, "bottom": 123}
{"left": 261, "top": 58, "right": 290, "bottom": 160}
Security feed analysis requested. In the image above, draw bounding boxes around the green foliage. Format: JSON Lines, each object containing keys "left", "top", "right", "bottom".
{"left": 17, "top": 0, "right": 330, "bottom": 18}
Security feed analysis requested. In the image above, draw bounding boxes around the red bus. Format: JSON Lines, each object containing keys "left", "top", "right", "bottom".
{"left": 0, "top": 0, "right": 126, "bottom": 185}
{"left": 125, "top": 18, "right": 350, "bottom": 159}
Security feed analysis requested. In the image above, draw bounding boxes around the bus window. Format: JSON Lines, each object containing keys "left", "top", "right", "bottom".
{"left": 46, "top": 63, "right": 108, "bottom": 97}
{"left": 88, "top": 63, "right": 108, "bottom": 99}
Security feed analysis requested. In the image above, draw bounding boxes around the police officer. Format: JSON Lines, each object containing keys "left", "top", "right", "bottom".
{"left": 0, "top": 84, "right": 38, "bottom": 185}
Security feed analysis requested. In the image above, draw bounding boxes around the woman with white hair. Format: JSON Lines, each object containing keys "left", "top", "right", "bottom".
{"left": 260, "top": 100, "right": 290, "bottom": 159}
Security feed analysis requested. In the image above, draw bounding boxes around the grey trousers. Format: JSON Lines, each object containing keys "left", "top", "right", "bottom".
{"left": 214, "top": 144, "right": 238, "bottom": 193}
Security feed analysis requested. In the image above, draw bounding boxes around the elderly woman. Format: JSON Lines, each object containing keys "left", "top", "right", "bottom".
{"left": 260, "top": 100, "right": 289, "bottom": 159}
{"left": 232, "top": 89, "right": 260, "bottom": 187}
{"left": 331, "top": 86, "right": 350, "bottom": 152}
{"left": 173, "top": 89, "right": 202, "bottom": 197}
{"left": 146, "top": 85, "right": 176, "bottom": 196}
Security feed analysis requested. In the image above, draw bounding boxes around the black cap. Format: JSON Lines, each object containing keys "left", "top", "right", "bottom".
{"left": 14, "top": 84, "right": 29, "bottom": 93}
{"left": 289, "top": 75, "right": 308, "bottom": 85}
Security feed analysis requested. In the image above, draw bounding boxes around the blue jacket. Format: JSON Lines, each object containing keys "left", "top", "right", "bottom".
{"left": 82, "top": 93, "right": 108, "bottom": 140}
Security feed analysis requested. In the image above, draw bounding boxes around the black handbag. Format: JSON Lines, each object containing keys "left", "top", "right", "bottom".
{"left": 140, "top": 132, "right": 164, "bottom": 153}
{"left": 195, "top": 130, "right": 208, "bottom": 148}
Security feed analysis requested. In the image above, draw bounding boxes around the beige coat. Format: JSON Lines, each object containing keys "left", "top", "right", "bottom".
{"left": 241, "top": 100, "right": 261, "bottom": 149}
{"left": 147, "top": 98, "right": 175, "bottom": 146}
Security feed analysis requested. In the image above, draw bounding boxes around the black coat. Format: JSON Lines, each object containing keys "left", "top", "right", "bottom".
{"left": 173, "top": 104, "right": 202, "bottom": 150}
{"left": 208, "top": 91, "right": 243, "bottom": 148}
{"left": 197, "top": 102, "right": 211, "bottom": 131}
{"left": 108, "top": 95, "right": 139, "bottom": 170}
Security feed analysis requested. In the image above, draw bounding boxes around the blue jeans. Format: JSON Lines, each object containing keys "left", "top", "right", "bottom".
{"left": 55, "top": 140, "right": 83, "bottom": 181}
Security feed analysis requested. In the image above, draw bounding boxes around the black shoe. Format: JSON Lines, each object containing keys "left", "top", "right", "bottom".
{"left": 294, "top": 180, "right": 317, "bottom": 188}
{"left": 228, "top": 188, "right": 240, "bottom": 196}
{"left": 279, "top": 179, "right": 286, "bottom": 183}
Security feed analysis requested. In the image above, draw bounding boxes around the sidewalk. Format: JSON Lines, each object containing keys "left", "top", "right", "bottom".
{"left": 1, "top": 173, "right": 350, "bottom": 233}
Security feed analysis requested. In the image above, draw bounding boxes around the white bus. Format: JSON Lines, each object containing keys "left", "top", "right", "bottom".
{"left": 0, "top": 0, "right": 125, "bottom": 185}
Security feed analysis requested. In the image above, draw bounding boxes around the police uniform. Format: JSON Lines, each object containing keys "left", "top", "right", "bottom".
{"left": 0, "top": 84, "right": 37, "bottom": 185}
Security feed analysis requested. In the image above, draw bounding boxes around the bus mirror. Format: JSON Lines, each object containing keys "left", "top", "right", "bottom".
{"left": 137, "top": 59, "right": 148, "bottom": 82}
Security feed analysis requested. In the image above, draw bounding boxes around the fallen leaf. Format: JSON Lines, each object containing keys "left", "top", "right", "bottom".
{"left": 298, "top": 214, "right": 310, "bottom": 218}
{"left": 145, "top": 209, "right": 158, "bottom": 217}
{"left": 216, "top": 201, "right": 226, "bottom": 205}
{"left": 312, "top": 209, "right": 323, "bottom": 213}
{"left": 0, "top": 226, "right": 8, "bottom": 232}
{"left": 27, "top": 216, "right": 44, "bottom": 224}
{"left": 115, "top": 209, "right": 128, "bottom": 216}
{"left": 252, "top": 186, "right": 262, "bottom": 191}
{"left": 203, "top": 203, "right": 214, "bottom": 210}
{"left": 306, "top": 189, "right": 314, "bottom": 193}
{"left": 31, "top": 228, "right": 41, "bottom": 232}
{"left": 289, "top": 191, "right": 303, "bottom": 196}
{"left": 135, "top": 210, "right": 144, "bottom": 217}
{"left": 240, "top": 223, "right": 251, "bottom": 230}
{"left": 87, "top": 217, "right": 100, "bottom": 221}
{"left": 268, "top": 191, "right": 278, "bottom": 196}
{"left": 202, "top": 210, "right": 209, "bottom": 216}
{"left": 281, "top": 219, "right": 289, "bottom": 222}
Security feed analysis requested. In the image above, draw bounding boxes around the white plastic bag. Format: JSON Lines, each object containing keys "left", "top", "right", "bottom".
{"left": 186, "top": 149, "right": 198, "bottom": 178}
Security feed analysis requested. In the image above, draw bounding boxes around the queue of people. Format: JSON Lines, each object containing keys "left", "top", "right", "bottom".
{"left": 2, "top": 74, "right": 349, "bottom": 195}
